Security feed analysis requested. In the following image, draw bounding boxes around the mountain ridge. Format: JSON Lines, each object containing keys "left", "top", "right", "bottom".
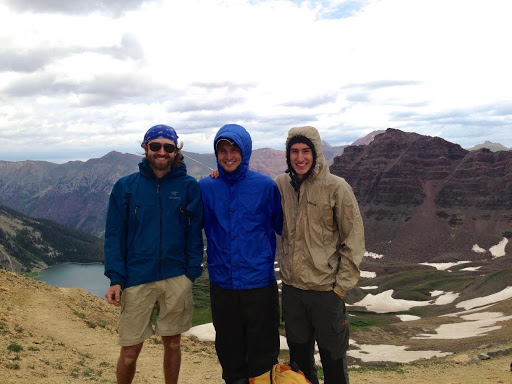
{"left": 330, "top": 128, "right": 512, "bottom": 263}
{"left": 466, "top": 140, "right": 510, "bottom": 152}
{"left": 0, "top": 129, "right": 510, "bottom": 262}
{"left": 0, "top": 205, "right": 103, "bottom": 273}
{"left": 0, "top": 143, "right": 341, "bottom": 236}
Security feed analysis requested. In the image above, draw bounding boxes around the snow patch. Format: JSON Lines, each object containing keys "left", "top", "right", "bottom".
{"left": 413, "top": 312, "right": 512, "bottom": 339}
{"left": 472, "top": 244, "right": 486, "bottom": 253}
{"left": 455, "top": 286, "right": 512, "bottom": 310}
{"left": 184, "top": 323, "right": 215, "bottom": 342}
{"left": 353, "top": 290, "right": 430, "bottom": 313}
{"left": 185, "top": 323, "right": 289, "bottom": 350}
{"left": 364, "top": 251, "right": 383, "bottom": 259}
{"left": 489, "top": 237, "right": 508, "bottom": 258}
{"left": 354, "top": 290, "right": 462, "bottom": 313}
{"left": 360, "top": 270, "right": 376, "bottom": 278}
{"left": 419, "top": 261, "right": 471, "bottom": 270}
{"left": 433, "top": 291, "right": 459, "bottom": 305}
{"left": 348, "top": 342, "right": 451, "bottom": 363}
{"left": 460, "top": 266, "right": 481, "bottom": 271}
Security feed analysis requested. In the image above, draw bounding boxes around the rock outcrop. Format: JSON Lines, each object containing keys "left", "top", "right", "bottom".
{"left": 331, "top": 128, "right": 512, "bottom": 262}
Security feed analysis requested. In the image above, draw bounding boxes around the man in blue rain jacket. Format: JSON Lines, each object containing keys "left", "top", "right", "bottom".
{"left": 199, "top": 124, "right": 283, "bottom": 384}
{"left": 104, "top": 124, "right": 203, "bottom": 384}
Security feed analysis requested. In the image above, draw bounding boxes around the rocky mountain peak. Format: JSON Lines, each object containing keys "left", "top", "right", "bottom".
{"left": 250, "top": 148, "right": 286, "bottom": 178}
{"left": 331, "top": 128, "right": 512, "bottom": 262}
{"left": 351, "top": 129, "right": 386, "bottom": 146}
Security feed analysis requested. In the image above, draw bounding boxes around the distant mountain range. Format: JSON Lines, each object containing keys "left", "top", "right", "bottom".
{"left": 465, "top": 140, "right": 510, "bottom": 152}
{"left": 0, "top": 129, "right": 510, "bottom": 269}
{"left": 0, "top": 142, "right": 344, "bottom": 236}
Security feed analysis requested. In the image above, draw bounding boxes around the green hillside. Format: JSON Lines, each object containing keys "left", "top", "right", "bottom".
{"left": 0, "top": 205, "right": 103, "bottom": 273}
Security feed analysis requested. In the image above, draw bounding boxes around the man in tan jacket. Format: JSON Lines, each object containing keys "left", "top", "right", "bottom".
{"left": 275, "top": 126, "right": 365, "bottom": 384}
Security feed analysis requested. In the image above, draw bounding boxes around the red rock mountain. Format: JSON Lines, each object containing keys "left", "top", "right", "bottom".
{"left": 351, "top": 129, "right": 386, "bottom": 146}
{"left": 250, "top": 148, "right": 286, "bottom": 179}
{"left": 330, "top": 128, "right": 512, "bottom": 263}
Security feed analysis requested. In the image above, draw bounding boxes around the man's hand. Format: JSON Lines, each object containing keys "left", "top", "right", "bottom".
{"left": 209, "top": 169, "right": 219, "bottom": 178}
{"left": 105, "top": 284, "right": 122, "bottom": 306}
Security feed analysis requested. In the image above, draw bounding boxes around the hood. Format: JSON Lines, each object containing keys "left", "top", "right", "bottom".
{"left": 285, "top": 126, "right": 328, "bottom": 185}
{"left": 214, "top": 124, "right": 252, "bottom": 183}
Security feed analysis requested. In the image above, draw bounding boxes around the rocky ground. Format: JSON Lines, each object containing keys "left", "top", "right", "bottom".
{"left": 1, "top": 269, "right": 511, "bottom": 384}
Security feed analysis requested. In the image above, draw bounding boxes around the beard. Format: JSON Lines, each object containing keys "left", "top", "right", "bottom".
{"left": 146, "top": 153, "right": 173, "bottom": 172}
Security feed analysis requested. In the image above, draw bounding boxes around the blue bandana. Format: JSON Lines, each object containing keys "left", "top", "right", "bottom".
{"left": 141, "top": 124, "right": 178, "bottom": 146}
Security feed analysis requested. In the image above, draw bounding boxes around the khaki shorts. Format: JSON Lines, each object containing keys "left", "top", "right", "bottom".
{"left": 118, "top": 274, "right": 194, "bottom": 346}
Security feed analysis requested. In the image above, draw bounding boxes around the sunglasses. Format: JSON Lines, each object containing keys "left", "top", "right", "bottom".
{"left": 148, "top": 142, "right": 176, "bottom": 153}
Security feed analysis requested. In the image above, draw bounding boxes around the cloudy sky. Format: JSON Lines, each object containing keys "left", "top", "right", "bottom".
{"left": 1, "top": 0, "right": 511, "bottom": 163}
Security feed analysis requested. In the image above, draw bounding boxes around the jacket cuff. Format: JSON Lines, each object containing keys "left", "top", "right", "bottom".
{"left": 333, "top": 288, "right": 345, "bottom": 299}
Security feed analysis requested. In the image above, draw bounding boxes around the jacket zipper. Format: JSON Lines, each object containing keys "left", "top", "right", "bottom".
{"left": 157, "top": 181, "right": 162, "bottom": 277}
{"left": 291, "top": 188, "right": 301, "bottom": 285}
{"left": 133, "top": 206, "right": 138, "bottom": 244}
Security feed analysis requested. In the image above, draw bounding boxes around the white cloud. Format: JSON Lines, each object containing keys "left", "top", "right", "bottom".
{"left": 1, "top": 0, "right": 512, "bottom": 163}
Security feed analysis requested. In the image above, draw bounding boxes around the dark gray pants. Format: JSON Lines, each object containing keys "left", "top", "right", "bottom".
{"left": 282, "top": 284, "right": 349, "bottom": 384}
{"left": 210, "top": 282, "right": 280, "bottom": 384}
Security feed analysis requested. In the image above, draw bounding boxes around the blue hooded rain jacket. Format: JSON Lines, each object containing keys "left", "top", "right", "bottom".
{"left": 199, "top": 124, "right": 283, "bottom": 290}
{"left": 104, "top": 159, "right": 203, "bottom": 289}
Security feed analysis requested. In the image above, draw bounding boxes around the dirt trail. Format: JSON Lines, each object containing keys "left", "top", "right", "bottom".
{"left": 1, "top": 270, "right": 512, "bottom": 384}
{"left": 0, "top": 270, "right": 223, "bottom": 383}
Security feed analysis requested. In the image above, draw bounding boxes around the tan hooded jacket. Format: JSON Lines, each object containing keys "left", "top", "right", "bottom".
{"left": 275, "top": 126, "right": 365, "bottom": 296}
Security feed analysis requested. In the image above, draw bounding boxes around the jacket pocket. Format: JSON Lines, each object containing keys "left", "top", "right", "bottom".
{"left": 129, "top": 203, "right": 159, "bottom": 254}
{"left": 178, "top": 204, "right": 192, "bottom": 232}
{"left": 331, "top": 293, "right": 348, "bottom": 334}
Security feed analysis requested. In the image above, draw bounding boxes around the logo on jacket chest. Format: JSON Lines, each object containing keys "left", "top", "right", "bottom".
{"left": 168, "top": 191, "right": 181, "bottom": 200}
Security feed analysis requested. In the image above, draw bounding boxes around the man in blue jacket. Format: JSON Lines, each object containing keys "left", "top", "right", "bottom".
{"left": 104, "top": 124, "right": 203, "bottom": 384}
{"left": 200, "top": 124, "right": 283, "bottom": 384}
